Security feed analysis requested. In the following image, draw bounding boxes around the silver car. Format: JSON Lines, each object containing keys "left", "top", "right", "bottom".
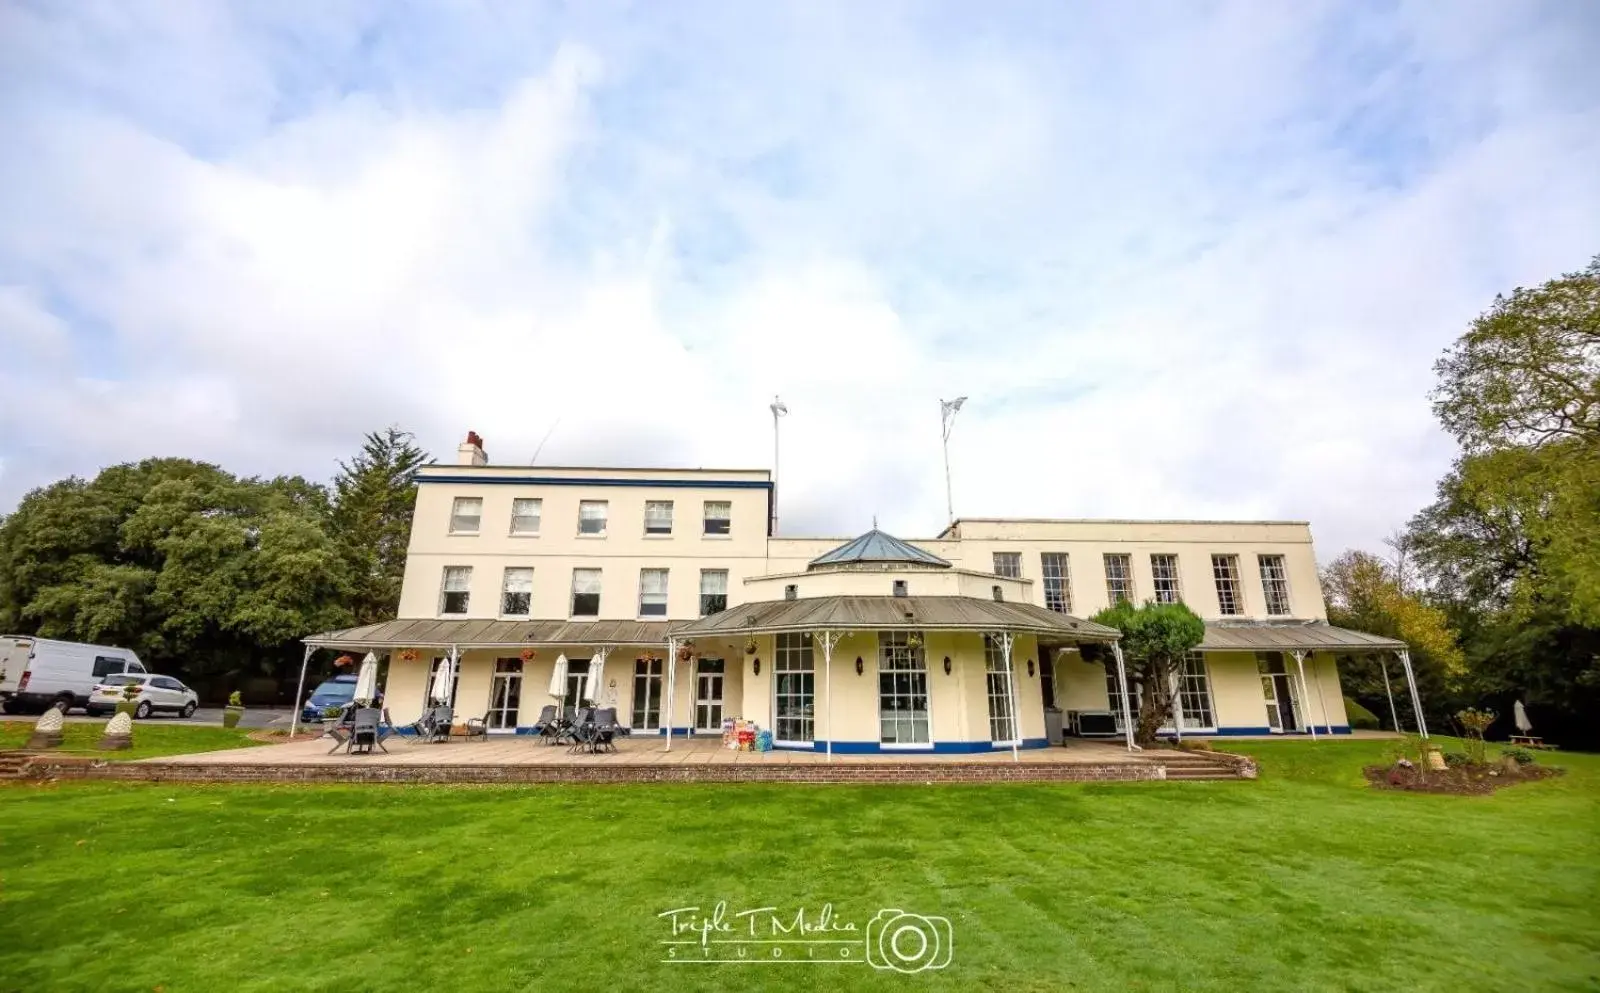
{"left": 86, "top": 673, "right": 200, "bottom": 719}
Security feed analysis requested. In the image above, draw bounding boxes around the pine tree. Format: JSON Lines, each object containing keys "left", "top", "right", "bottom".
{"left": 330, "top": 427, "right": 432, "bottom": 624}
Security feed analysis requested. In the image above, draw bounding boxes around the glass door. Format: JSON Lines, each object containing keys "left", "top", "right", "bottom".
{"left": 695, "top": 658, "right": 725, "bottom": 732}
{"left": 984, "top": 635, "right": 1018, "bottom": 745}
{"left": 564, "top": 659, "right": 591, "bottom": 715}
{"left": 773, "top": 633, "right": 815, "bottom": 746}
{"left": 632, "top": 657, "right": 663, "bottom": 730}
{"left": 488, "top": 659, "right": 523, "bottom": 731}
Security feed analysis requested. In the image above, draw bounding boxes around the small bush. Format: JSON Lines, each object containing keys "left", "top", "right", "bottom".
{"left": 1177, "top": 738, "right": 1213, "bottom": 751}
{"left": 1442, "top": 751, "right": 1472, "bottom": 768}
{"left": 1502, "top": 747, "right": 1537, "bottom": 766}
{"left": 1344, "top": 697, "right": 1380, "bottom": 730}
{"left": 227, "top": 691, "right": 243, "bottom": 708}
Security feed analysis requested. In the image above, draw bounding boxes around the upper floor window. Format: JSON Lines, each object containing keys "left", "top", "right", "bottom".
{"left": 992, "top": 552, "right": 1022, "bottom": 578}
{"left": 703, "top": 500, "right": 732, "bottom": 536}
{"left": 1211, "top": 555, "right": 1244, "bottom": 615}
{"left": 1040, "top": 553, "right": 1071, "bottom": 613}
{"left": 699, "top": 570, "right": 728, "bottom": 616}
{"left": 571, "top": 568, "right": 602, "bottom": 616}
{"left": 892, "top": 579, "right": 909, "bottom": 597}
{"left": 501, "top": 567, "right": 533, "bottom": 617}
{"left": 578, "top": 500, "right": 608, "bottom": 536}
{"left": 1150, "top": 554, "right": 1182, "bottom": 604}
{"left": 1103, "top": 554, "right": 1135, "bottom": 606}
{"left": 510, "top": 498, "right": 541, "bottom": 535}
{"left": 644, "top": 500, "right": 674, "bottom": 535}
{"left": 449, "top": 497, "right": 482, "bottom": 534}
{"left": 440, "top": 566, "right": 472, "bottom": 615}
{"left": 1258, "top": 555, "right": 1292, "bottom": 616}
{"left": 784, "top": 584, "right": 798, "bottom": 601}
{"left": 638, "top": 568, "right": 669, "bottom": 617}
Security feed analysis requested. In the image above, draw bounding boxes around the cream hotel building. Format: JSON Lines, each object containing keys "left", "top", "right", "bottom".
{"left": 308, "top": 432, "right": 1413, "bottom": 752}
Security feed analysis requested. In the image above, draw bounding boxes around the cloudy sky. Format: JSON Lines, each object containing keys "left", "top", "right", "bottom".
{"left": 1, "top": 1, "right": 1597, "bottom": 555}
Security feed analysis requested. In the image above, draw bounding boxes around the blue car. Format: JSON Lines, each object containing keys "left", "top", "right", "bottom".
{"left": 301, "top": 674, "right": 359, "bottom": 723}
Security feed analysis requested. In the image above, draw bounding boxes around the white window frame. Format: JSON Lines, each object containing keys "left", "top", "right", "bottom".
{"left": 698, "top": 569, "right": 728, "bottom": 616}
{"left": 578, "top": 500, "right": 609, "bottom": 536}
{"left": 1041, "top": 552, "right": 1072, "bottom": 613}
{"left": 1174, "top": 652, "right": 1216, "bottom": 731}
{"left": 644, "top": 500, "right": 674, "bottom": 536}
{"left": 992, "top": 552, "right": 1022, "bottom": 579}
{"left": 439, "top": 566, "right": 472, "bottom": 615}
{"left": 1258, "top": 554, "right": 1292, "bottom": 616}
{"left": 1104, "top": 553, "right": 1135, "bottom": 606}
{"left": 638, "top": 568, "right": 669, "bottom": 618}
{"left": 449, "top": 497, "right": 482, "bottom": 535}
{"left": 500, "top": 567, "right": 533, "bottom": 618}
{"left": 1105, "top": 664, "right": 1141, "bottom": 733}
{"left": 773, "top": 633, "right": 815, "bottom": 745}
{"left": 703, "top": 500, "right": 732, "bottom": 536}
{"left": 510, "top": 498, "right": 542, "bottom": 536}
{"left": 1150, "top": 553, "right": 1182, "bottom": 604}
{"left": 632, "top": 657, "right": 664, "bottom": 730}
{"left": 983, "top": 635, "right": 1019, "bottom": 745}
{"left": 877, "top": 631, "right": 932, "bottom": 748}
{"left": 1211, "top": 554, "right": 1244, "bottom": 615}
{"left": 570, "top": 568, "right": 602, "bottom": 617}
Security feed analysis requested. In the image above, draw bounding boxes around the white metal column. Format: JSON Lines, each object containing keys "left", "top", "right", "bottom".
{"left": 1110, "top": 641, "right": 1138, "bottom": 752}
{"left": 816, "top": 630, "right": 843, "bottom": 762}
{"left": 664, "top": 636, "right": 678, "bottom": 752}
{"left": 1379, "top": 655, "right": 1401, "bottom": 731}
{"left": 1396, "top": 647, "right": 1428, "bottom": 739}
{"left": 997, "top": 631, "right": 1020, "bottom": 762}
{"left": 289, "top": 643, "right": 316, "bottom": 737}
{"left": 1291, "top": 649, "right": 1317, "bottom": 740}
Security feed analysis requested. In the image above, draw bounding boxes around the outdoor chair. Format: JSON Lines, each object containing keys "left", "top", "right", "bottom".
{"left": 530, "top": 705, "right": 563, "bottom": 745}
{"left": 462, "top": 715, "right": 489, "bottom": 742}
{"left": 348, "top": 707, "right": 387, "bottom": 755}
{"left": 566, "top": 708, "right": 598, "bottom": 754}
{"left": 591, "top": 708, "right": 619, "bottom": 753}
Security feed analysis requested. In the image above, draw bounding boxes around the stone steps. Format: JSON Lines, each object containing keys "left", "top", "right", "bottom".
{"left": 0, "top": 751, "right": 32, "bottom": 780}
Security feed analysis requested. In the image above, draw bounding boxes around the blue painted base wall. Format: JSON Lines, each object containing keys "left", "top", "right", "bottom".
{"left": 764, "top": 738, "right": 1051, "bottom": 755}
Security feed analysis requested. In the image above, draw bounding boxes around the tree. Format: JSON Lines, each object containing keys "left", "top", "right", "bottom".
{"left": 330, "top": 427, "right": 431, "bottom": 624}
{"left": 1089, "top": 600, "right": 1205, "bottom": 746}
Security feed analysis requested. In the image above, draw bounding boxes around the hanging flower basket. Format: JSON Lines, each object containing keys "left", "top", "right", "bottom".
{"left": 744, "top": 638, "right": 758, "bottom": 655}
{"left": 397, "top": 649, "right": 418, "bottom": 663}
{"left": 906, "top": 633, "right": 923, "bottom": 649}
{"left": 335, "top": 654, "right": 355, "bottom": 668}
{"left": 677, "top": 643, "right": 695, "bottom": 663}
{"left": 519, "top": 648, "right": 538, "bottom": 663}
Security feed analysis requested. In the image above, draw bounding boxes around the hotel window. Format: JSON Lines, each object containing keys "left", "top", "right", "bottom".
{"left": 773, "top": 633, "right": 815, "bottom": 744}
{"left": 699, "top": 570, "right": 728, "bottom": 616}
{"left": 578, "top": 500, "right": 608, "bottom": 536}
{"left": 638, "top": 569, "right": 669, "bottom": 617}
{"left": 878, "top": 632, "right": 931, "bottom": 746}
{"left": 632, "top": 657, "right": 663, "bottom": 730}
{"left": 1150, "top": 554, "right": 1182, "bottom": 604}
{"left": 1103, "top": 554, "right": 1135, "bottom": 606}
{"left": 1178, "top": 652, "right": 1215, "bottom": 730}
{"left": 500, "top": 567, "right": 533, "bottom": 617}
{"left": 983, "top": 635, "right": 1018, "bottom": 744}
{"left": 784, "top": 584, "right": 798, "bottom": 601}
{"left": 1041, "top": 553, "right": 1072, "bottom": 613}
{"left": 703, "top": 500, "right": 732, "bottom": 536}
{"left": 439, "top": 566, "right": 472, "bottom": 615}
{"left": 1212, "top": 555, "right": 1245, "bottom": 615}
{"left": 510, "top": 498, "right": 541, "bottom": 535}
{"left": 992, "top": 552, "right": 1022, "bottom": 579}
{"left": 644, "top": 500, "right": 673, "bottom": 535}
{"left": 571, "top": 568, "right": 601, "bottom": 617}
{"left": 1258, "top": 554, "right": 1292, "bottom": 616}
{"left": 892, "top": 579, "right": 908, "bottom": 597}
{"left": 449, "top": 497, "right": 482, "bottom": 534}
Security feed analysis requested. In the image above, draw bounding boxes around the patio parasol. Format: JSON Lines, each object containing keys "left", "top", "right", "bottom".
{"left": 584, "top": 652, "right": 607, "bottom": 705}
{"left": 352, "top": 652, "right": 380, "bottom": 704}
{"left": 429, "top": 655, "right": 454, "bottom": 705}
{"left": 548, "top": 653, "right": 569, "bottom": 701}
{"left": 1513, "top": 699, "right": 1533, "bottom": 735}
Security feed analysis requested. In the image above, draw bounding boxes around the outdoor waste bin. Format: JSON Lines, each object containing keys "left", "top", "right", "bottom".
{"left": 1044, "top": 707, "right": 1064, "bottom": 745}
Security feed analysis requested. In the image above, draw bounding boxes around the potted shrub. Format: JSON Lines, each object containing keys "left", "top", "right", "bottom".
{"left": 115, "top": 680, "right": 142, "bottom": 718}
{"left": 745, "top": 637, "right": 758, "bottom": 655}
{"left": 222, "top": 690, "right": 245, "bottom": 729}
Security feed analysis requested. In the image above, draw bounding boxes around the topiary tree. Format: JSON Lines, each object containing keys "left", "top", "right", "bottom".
{"left": 1090, "top": 600, "right": 1207, "bottom": 746}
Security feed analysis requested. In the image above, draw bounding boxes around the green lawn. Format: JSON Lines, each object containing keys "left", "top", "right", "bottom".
{"left": 1, "top": 739, "right": 1595, "bottom": 993}
{"left": 0, "top": 720, "right": 265, "bottom": 761}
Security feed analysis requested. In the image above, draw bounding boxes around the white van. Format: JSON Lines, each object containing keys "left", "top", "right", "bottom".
{"left": 0, "top": 636, "right": 146, "bottom": 714}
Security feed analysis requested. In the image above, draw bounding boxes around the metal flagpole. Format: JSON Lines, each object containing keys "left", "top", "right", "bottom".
{"left": 1379, "top": 655, "right": 1401, "bottom": 732}
{"left": 665, "top": 636, "right": 677, "bottom": 752}
{"left": 1111, "top": 641, "right": 1138, "bottom": 752}
{"left": 290, "top": 644, "right": 315, "bottom": 737}
{"left": 939, "top": 397, "right": 967, "bottom": 527}
{"left": 1397, "top": 647, "right": 1428, "bottom": 739}
{"left": 1291, "top": 650, "right": 1317, "bottom": 740}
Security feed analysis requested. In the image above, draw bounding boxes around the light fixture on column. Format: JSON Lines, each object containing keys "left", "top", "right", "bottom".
{"left": 1027, "top": 659, "right": 1035, "bottom": 677}
{"left": 943, "top": 656, "right": 952, "bottom": 675}
{"left": 753, "top": 658, "right": 761, "bottom": 676}
{"left": 855, "top": 657, "right": 864, "bottom": 676}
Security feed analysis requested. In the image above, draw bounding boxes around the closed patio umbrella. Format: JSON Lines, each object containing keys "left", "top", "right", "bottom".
{"left": 1514, "top": 699, "right": 1533, "bottom": 735}
{"left": 429, "top": 656, "right": 454, "bottom": 705}
{"left": 548, "top": 653, "right": 569, "bottom": 700}
{"left": 584, "top": 652, "right": 607, "bottom": 705}
{"left": 352, "top": 652, "right": 380, "bottom": 704}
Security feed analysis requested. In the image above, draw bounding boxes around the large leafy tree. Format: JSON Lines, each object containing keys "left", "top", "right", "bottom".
{"left": 330, "top": 427, "right": 431, "bottom": 624}
{"left": 1089, "top": 600, "right": 1205, "bottom": 746}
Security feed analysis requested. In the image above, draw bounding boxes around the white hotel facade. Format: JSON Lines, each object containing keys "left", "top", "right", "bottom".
{"left": 306, "top": 433, "right": 1413, "bottom": 752}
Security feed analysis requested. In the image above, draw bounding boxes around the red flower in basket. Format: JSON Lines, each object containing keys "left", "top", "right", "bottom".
{"left": 520, "top": 648, "right": 538, "bottom": 663}
{"left": 398, "top": 649, "right": 418, "bottom": 663}
{"left": 335, "top": 654, "right": 354, "bottom": 667}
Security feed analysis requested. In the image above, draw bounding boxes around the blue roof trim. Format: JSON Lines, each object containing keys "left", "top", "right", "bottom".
{"left": 418, "top": 475, "right": 772, "bottom": 490}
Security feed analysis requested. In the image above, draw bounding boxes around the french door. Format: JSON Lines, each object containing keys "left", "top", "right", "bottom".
{"left": 773, "top": 633, "right": 815, "bottom": 746}
{"left": 695, "top": 658, "right": 725, "bottom": 732}
{"left": 488, "top": 659, "right": 522, "bottom": 731}
{"left": 632, "top": 658, "right": 663, "bottom": 730}
{"left": 563, "top": 659, "right": 591, "bottom": 715}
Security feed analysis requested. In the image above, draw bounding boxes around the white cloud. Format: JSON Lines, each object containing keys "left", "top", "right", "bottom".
{"left": 0, "top": 0, "right": 1597, "bottom": 564}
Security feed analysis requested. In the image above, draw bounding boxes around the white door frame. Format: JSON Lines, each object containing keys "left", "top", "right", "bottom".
{"left": 694, "top": 658, "right": 725, "bottom": 733}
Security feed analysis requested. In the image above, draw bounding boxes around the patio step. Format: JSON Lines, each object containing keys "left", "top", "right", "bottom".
{"left": 0, "top": 751, "right": 32, "bottom": 779}
{"left": 1148, "top": 750, "right": 1247, "bottom": 780}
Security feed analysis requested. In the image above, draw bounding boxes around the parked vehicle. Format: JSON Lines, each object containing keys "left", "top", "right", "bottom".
{"left": 300, "top": 674, "right": 360, "bottom": 723}
{"left": 85, "top": 673, "right": 200, "bottom": 719}
{"left": 0, "top": 636, "right": 146, "bottom": 714}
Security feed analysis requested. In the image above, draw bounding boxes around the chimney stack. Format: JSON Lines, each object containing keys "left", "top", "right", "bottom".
{"left": 457, "top": 431, "right": 488, "bottom": 467}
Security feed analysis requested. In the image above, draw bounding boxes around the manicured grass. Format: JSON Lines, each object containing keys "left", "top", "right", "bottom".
{"left": 0, "top": 740, "right": 1596, "bottom": 993}
{"left": 0, "top": 720, "right": 265, "bottom": 761}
